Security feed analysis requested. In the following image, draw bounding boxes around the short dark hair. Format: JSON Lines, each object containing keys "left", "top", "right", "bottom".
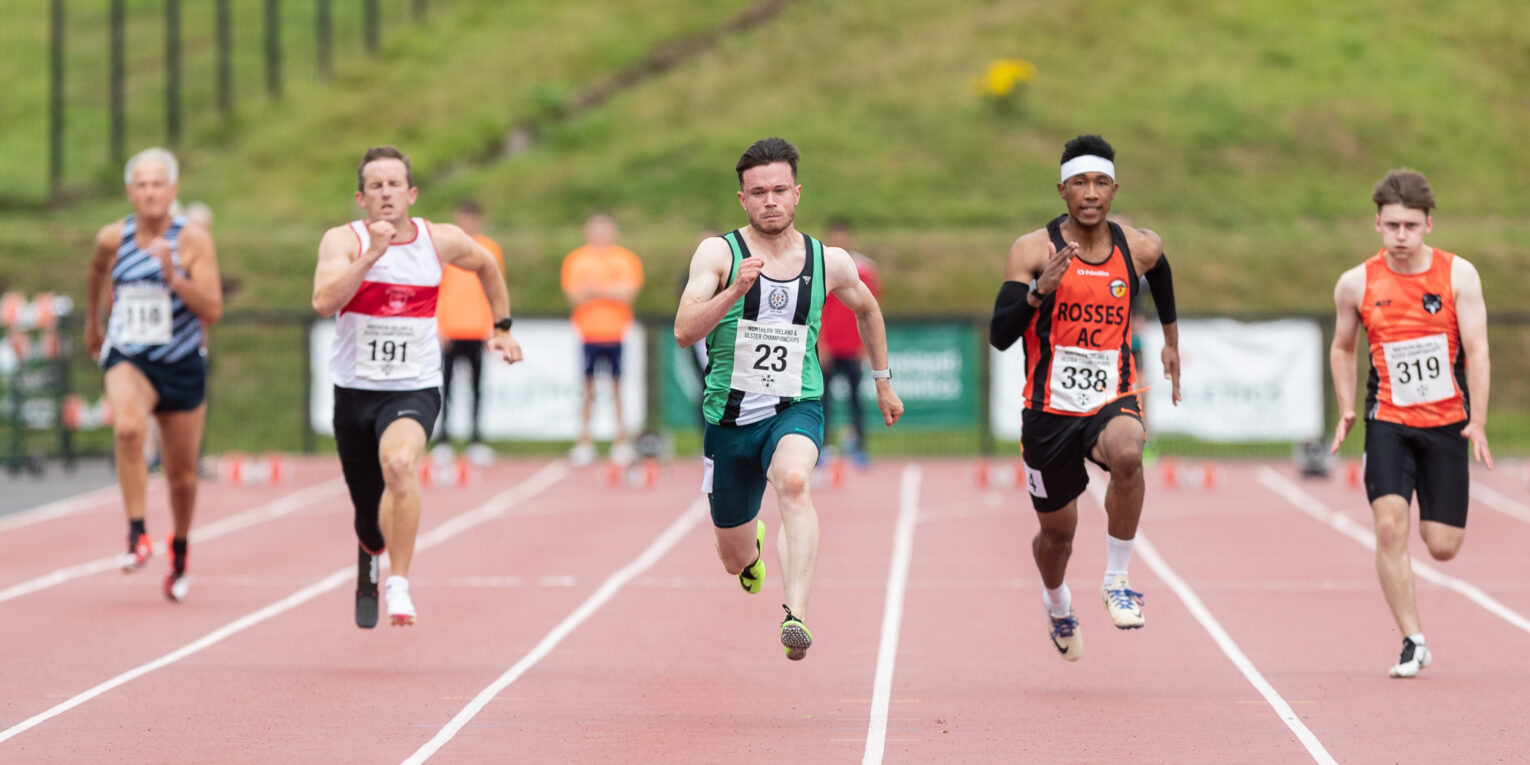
{"left": 456, "top": 198, "right": 482, "bottom": 215}
{"left": 1372, "top": 168, "right": 1435, "bottom": 213}
{"left": 736, "top": 137, "right": 799, "bottom": 186}
{"left": 356, "top": 145, "right": 413, "bottom": 192}
{"left": 1060, "top": 134, "right": 1115, "bottom": 165}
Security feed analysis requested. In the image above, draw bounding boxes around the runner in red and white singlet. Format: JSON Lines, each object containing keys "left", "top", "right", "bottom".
{"left": 313, "top": 146, "right": 523, "bottom": 630}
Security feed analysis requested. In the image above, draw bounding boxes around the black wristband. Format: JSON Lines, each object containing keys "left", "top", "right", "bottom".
{"left": 494, "top": 317, "right": 513, "bottom": 332}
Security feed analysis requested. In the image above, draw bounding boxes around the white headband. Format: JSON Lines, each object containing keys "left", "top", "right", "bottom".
{"left": 1059, "top": 155, "right": 1115, "bottom": 183}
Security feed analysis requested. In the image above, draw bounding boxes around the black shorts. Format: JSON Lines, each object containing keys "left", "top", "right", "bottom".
{"left": 1020, "top": 396, "right": 1142, "bottom": 513}
{"left": 1363, "top": 419, "right": 1469, "bottom": 528}
{"left": 582, "top": 342, "right": 624, "bottom": 379}
{"left": 102, "top": 348, "right": 207, "bottom": 413}
{"left": 332, "top": 386, "right": 441, "bottom": 548}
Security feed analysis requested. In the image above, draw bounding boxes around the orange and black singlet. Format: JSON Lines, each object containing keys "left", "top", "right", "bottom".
{"left": 1022, "top": 215, "right": 1138, "bottom": 416}
{"left": 1361, "top": 248, "right": 1468, "bottom": 427}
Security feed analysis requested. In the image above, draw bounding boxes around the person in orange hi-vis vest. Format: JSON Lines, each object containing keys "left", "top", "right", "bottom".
{"left": 1330, "top": 168, "right": 1493, "bottom": 679}
{"left": 989, "top": 134, "right": 1183, "bottom": 663}
{"left": 434, "top": 199, "right": 505, "bottom": 464}
{"left": 560, "top": 212, "right": 643, "bottom": 466}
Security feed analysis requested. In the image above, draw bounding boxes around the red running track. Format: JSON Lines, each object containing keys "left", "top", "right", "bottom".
{"left": 1, "top": 456, "right": 1528, "bottom": 763}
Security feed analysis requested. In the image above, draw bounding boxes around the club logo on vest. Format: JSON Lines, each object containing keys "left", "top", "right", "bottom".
{"left": 768, "top": 286, "right": 790, "bottom": 311}
{"left": 385, "top": 286, "right": 412, "bottom": 314}
{"left": 1421, "top": 293, "right": 1442, "bottom": 314}
{"left": 1109, "top": 278, "right": 1128, "bottom": 299}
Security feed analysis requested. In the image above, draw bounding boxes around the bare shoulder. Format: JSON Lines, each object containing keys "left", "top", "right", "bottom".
{"left": 94, "top": 219, "right": 125, "bottom": 249}
{"left": 318, "top": 224, "right": 359, "bottom": 257}
{"left": 821, "top": 244, "right": 858, "bottom": 289}
{"left": 692, "top": 233, "right": 733, "bottom": 267}
{"left": 1123, "top": 224, "right": 1163, "bottom": 255}
{"left": 178, "top": 220, "right": 215, "bottom": 250}
{"left": 1333, "top": 263, "right": 1367, "bottom": 304}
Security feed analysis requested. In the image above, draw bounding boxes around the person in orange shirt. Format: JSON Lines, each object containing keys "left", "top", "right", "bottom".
{"left": 435, "top": 199, "right": 505, "bottom": 462}
{"left": 1330, "top": 168, "right": 1493, "bottom": 678}
{"left": 561, "top": 212, "right": 643, "bottom": 465}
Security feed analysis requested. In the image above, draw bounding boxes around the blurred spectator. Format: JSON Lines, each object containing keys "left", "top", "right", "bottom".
{"left": 435, "top": 199, "right": 505, "bottom": 465}
{"left": 561, "top": 212, "right": 643, "bottom": 465}
{"left": 818, "top": 218, "right": 881, "bottom": 468}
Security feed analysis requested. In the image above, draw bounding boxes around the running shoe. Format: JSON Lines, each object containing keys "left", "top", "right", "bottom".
{"left": 1047, "top": 609, "right": 1082, "bottom": 662}
{"left": 780, "top": 604, "right": 813, "bottom": 661}
{"left": 120, "top": 531, "right": 153, "bottom": 572}
{"left": 163, "top": 570, "right": 189, "bottom": 602}
{"left": 1389, "top": 637, "right": 1432, "bottom": 678}
{"left": 609, "top": 441, "right": 636, "bottom": 466}
{"left": 1101, "top": 574, "right": 1145, "bottom": 629}
{"left": 356, "top": 546, "right": 381, "bottom": 629}
{"left": 162, "top": 534, "right": 189, "bottom": 603}
{"left": 386, "top": 577, "right": 416, "bottom": 626}
{"left": 738, "top": 520, "right": 766, "bottom": 595}
{"left": 569, "top": 442, "right": 596, "bottom": 467}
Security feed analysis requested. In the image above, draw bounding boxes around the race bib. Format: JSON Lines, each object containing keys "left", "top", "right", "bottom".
{"left": 730, "top": 319, "right": 807, "bottom": 397}
{"left": 116, "top": 284, "right": 172, "bottom": 345}
{"left": 1382, "top": 333, "right": 1453, "bottom": 406}
{"left": 356, "top": 317, "right": 422, "bottom": 381}
{"left": 1047, "top": 346, "right": 1120, "bottom": 413}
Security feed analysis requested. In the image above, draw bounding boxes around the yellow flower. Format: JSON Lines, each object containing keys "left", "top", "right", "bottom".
{"left": 972, "top": 59, "right": 1037, "bottom": 103}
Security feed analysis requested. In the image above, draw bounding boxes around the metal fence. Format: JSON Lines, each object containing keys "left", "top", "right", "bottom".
{"left": 10, "top": 0, "right": 437, "bottom": 205}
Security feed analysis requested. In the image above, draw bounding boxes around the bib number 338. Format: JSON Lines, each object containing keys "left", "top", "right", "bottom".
{"left": 1047, "top": 346, "right": 1119, "bottom": 413}
{"left": 731, "top": 320, "right": 806, "bottom": 397}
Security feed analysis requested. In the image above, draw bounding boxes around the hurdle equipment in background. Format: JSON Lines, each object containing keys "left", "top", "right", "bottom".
{"left": 419, "top": 454, "right": 473, "bottom": 489}
{"left": 1157, "top": 459, "right": 1220, "bottom": 490}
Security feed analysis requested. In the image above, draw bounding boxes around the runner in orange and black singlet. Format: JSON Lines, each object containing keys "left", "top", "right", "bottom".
{"left": 1358, "top": 247, "right": 1471, "bottom": 527}
{"left": 1016, "top": 215, "right": 1143, "bottom": 514}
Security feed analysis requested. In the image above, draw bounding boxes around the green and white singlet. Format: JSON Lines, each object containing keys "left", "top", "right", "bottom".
{"left": 701, "top": 230, "right": 827, "bottom": 426}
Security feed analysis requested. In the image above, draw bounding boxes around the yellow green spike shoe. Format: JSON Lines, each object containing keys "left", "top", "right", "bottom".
{"left": 780, "top": 604, "right": 813, "bottom": 661}
{"left": 738, "top": 519, "right": 766, "bottom": 595}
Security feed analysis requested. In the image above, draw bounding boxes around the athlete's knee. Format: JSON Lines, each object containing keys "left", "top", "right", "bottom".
{"left": 164, "top": 466, "right": 198, "bottom": 495}
{"left": 1106, "top": 444, "right": 1144, "bottom": 479}
{"left": 113, "top": 418, "right": 148, "bottom": 448}
{"left": 1034, "top": 524, "right": 1074, "bottom": 550}
{"left": 775, "top": 468, "right": 812, "bottom": 502}
{"left": 1372, "top": 512, "right": 1409, "bottom": 549}
{"left": 1424, "top": 534, "right": 1463, "bottom": 561}
{"left": 379, "top": 450, "right": 418, "bottom": 489}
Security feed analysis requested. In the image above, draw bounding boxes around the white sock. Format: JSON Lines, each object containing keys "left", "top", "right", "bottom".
{"left": 1407, "top": 632, "right": 1425, "bottom": 646}
{"left": 386, "top": 576, "right": 409, "bottom": 592}
{"left": 1042, "top": 583, "right": 1072, "bottom": 617}
{"left": 1104, "top": 534, "right": 1135, "bottom": 587}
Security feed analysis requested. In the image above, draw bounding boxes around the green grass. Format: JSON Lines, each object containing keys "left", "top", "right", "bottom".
{"left": 4, "top": 0, "right": 1530, "bottom": 455}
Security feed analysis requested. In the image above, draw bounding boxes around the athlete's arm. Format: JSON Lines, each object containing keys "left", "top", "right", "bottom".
{"left": 825, "top": 247, "right": 903, "bottom": 427}
{"left": 1329, "top": 266, "right": 1366, "bottom": 454}
{"left": 1453, "top": 257, "right": 1493, "bottom": 468}
{"left": 164, "top": 223, "right": 224, "bottom": 324}
{"left": 1129, "top": 227, "right": 1180, "bottom": 404}
{"left": 991, "top": 230, "right": 1067, "bottom": 351}
{"left": 436, "top": 223, "right": 522, "bottom": 364}
{"left": 84, "top": 222, "right": 122, "bottom": 359}
{"left": 674, "top": 237, "right": 759, "bottom": 348}
{"left": 312, "top": 223, "right": 388, "bottom": 317}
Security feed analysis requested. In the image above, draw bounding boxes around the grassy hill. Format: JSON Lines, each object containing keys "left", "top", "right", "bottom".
{"left": 3, "top": 0, "right": 1528, "bottom": 452}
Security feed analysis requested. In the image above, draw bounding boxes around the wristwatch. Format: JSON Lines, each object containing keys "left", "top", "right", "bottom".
{"left": 494, "top": 317, "right": 513, "bottom": 332}
{"left": 1029, "top": 278, "right": 1050, "bottom": 298}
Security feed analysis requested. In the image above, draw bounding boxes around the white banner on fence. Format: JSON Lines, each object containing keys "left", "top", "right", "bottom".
{"left": 310, "top": 319, "right": 645, "bottom": 441}
{"left": 991, "top": 318, "right": 1324, "bottom": 443}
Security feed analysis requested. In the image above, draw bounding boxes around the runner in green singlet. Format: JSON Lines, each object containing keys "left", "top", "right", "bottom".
{"left": 675, "top": 137, "right": 904, "bottom": 660}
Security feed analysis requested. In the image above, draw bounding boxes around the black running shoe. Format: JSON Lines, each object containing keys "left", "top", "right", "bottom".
{"left": 356, "top": 546, "right": 380, "bottom": 629}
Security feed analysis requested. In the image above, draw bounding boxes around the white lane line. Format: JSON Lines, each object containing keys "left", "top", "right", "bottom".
{"left": 0, "top": 485, "right": 133, "bottom": 533}
{"left": 1258, "top": 466, "right": 1530, "bottom": 635}
{"left": 403, "top": 494, "right": 707, "bottom": 764}
{"left": 0, "top": 462, "right": 569, "bottom": 746}
{"left": 0, "top": 478, "right": 348, "bottom": 606}
{"left": 862, "top": 463, "right": 921, "bottom": 765}
{"left": 1471, "top": 481, "right": 1530, "bottom": 525}
{"left": 1085, "top": 473, "right": 1337, "bottom": 765}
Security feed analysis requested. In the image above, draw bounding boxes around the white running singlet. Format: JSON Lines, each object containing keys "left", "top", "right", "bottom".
{"left": 328, "top": 218, "right": 444, "bottom": 391}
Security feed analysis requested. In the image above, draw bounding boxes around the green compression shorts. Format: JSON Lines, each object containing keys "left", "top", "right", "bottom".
{"left": 701, "top": 401, "right": 824, "bottom": 528}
